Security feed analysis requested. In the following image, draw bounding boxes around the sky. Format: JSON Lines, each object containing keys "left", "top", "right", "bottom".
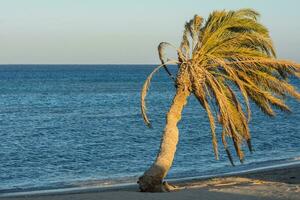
{"left": 0, "top": 0, "right": 299, "bottom": 64}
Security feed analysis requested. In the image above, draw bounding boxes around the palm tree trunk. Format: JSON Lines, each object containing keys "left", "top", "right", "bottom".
{"left": 138, "top": 86, "right": 190, "bottom": 192}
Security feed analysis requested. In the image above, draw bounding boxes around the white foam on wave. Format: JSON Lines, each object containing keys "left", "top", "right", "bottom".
{"left": 293, "top": 156, "right": 300, "bottom": 161}
{"left": 2, "top": 156, "right": 300, "bottom": 198}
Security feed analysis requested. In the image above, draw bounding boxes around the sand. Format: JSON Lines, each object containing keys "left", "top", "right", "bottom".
{"left": 1, "top": 164, "right": 300, "bottom": 200}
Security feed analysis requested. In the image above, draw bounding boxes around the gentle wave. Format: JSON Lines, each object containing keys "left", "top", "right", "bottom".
{"left": 0, "top": 65, "right": 299, "bottom": 193}
{"left": 1, "top": 156, "right": 300, "bottom": 197}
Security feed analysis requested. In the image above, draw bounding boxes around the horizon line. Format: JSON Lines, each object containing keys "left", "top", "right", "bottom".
{"left": 0, "top": 63, "right": 166, "bottom": 66}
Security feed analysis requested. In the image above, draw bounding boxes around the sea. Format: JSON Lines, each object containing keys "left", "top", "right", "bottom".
{"left": 0, "top": 65, "right": 299, "bottom": 194}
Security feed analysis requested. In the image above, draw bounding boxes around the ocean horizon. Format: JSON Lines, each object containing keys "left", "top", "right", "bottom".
{"left": 1, "top": 64, "right": 299, "bottom": 193}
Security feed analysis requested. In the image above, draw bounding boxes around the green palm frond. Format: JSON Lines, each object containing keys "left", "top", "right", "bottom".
{"left": 140, "top": 8, "right": 300, "bottom": 164}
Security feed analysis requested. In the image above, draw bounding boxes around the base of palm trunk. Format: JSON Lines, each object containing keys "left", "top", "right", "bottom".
{"left": 138, "top": 175, "right": 178, "bottom": 192}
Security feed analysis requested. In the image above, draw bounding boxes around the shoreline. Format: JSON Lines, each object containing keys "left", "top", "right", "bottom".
{"left": 2, "top": 157, "right": 299, "bottom": 197}
{"left": 1, "top": 161, "right": 300, "bottom": 199}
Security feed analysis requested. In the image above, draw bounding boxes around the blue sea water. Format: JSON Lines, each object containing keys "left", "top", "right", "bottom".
{"left": 0, "top": 65, "right": 299, "bottom": 193}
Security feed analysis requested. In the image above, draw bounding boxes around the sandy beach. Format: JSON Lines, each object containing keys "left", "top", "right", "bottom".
{"left": 1, "top": 163, "right": 299, "bottom": 200}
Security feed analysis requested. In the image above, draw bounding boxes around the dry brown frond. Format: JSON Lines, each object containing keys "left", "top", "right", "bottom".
{"left": 141, "top": 62, "right": 177, "bottom": 127}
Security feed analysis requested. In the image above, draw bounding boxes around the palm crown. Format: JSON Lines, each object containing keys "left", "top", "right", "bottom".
{"left": 141, "top": 9, "right": 300, "bottom": 165}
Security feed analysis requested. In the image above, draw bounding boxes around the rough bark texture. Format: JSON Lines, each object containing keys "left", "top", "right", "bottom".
{"left": 138, "top": 85, "right": 190, "bottom": 192}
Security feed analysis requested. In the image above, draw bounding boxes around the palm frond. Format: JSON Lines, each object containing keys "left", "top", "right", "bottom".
{"left": 158, "top": 42, "right": 176, "bottom": 81}
{"left": 140, "top": 8, "right": 300, "bottom": 164}
{"left": 141, "top": 62, "right": 178, "bottom": 128}
{"left": 193, "top": 83, "right": 219, "bottom": 160}
{"left": 190, "top": 9, "right": 300, "bottom": 163}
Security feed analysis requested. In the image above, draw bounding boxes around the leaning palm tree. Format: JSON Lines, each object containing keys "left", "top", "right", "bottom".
{"left": 138, "top": 9, "right": 300, "bottom": 192}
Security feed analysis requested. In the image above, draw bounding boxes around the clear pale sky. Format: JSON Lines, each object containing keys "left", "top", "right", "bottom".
{"left": 0, "top": 0, "right": 299, "bottom": 64}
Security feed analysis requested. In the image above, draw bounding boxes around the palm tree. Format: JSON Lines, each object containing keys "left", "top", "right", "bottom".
{"left": 138, "top": 9, "right": 300, "bottom": 192}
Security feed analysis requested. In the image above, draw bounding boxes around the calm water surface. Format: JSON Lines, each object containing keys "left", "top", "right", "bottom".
{"left": 0, "top": 65, "right": 299, "bottom": 192}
